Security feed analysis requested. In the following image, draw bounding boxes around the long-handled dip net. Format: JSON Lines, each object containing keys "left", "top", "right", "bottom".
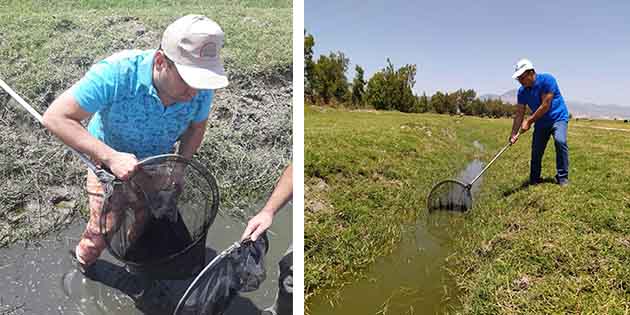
{"left": 0, "top": 77, "right": 219, "bottom": 280}
{"left": 99, "top": 154, "right": 220, "bottom": 279}
{"left": 427, "top": 138, "right": 517, "bottom": 212}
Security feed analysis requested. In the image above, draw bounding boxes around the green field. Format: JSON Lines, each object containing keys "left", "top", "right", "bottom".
{"left": 305, "top": 105, "right": 630, "bottom": 313}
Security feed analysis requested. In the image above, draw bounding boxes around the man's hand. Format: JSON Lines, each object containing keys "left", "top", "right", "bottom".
{"left": 106, "top": 151, "right": 139, "bottom": 180}
{"left": 521, "top": 118, "right": 532, "bottom": 132}
{"left": 509, "top": 133, "right": 520, "bottom": 144}
{"left": 241, "top": 211, "right": 274, "bottom": 241}
{"left": 240, "top": 164, "right": 291, "bottom": 242}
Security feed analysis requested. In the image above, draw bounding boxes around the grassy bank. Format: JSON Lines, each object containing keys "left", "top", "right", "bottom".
{"left": 0, "top": 0, "right": 291, "bottom": 106}
{"left": 305, "top": 106, "right": 487, "bottom": 297}
{"left": 0, "top": 1, "right": 292, "bottom": 247}
{"left": 304, "top": 105, "right": 630, "bottom": 313}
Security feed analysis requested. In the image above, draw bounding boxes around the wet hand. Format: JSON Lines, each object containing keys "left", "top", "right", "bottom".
{"left": 107, "top": 151, "right": 139, "bottom": 180}
{"left": 241, "top": 211, "right": 273, "bottom": 241}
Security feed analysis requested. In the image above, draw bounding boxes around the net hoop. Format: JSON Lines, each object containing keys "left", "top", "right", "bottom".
{"left": 99, "top": 154, "right": 220, "bottom": 268}
{"left": 172, "top": 236, "right": 269, "bottom": 315}
{"left": 426, "top": 179, "right": 473, "bottom": 212}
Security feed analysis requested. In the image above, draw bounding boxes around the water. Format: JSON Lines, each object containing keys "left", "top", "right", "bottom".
{"left": 0, "top": 201, "right": 292, "bottom": 314}
{"left": 459, "top": 159, "right": 484, "bottom": 195}
{"left": 307, "top": 221, "right": 461, "bottom": 315}
{"left": 307, "top": 164, "right": 482, "bottom": 315}
{"left": 308, "top": 142, "right": 486, "bottom": 315}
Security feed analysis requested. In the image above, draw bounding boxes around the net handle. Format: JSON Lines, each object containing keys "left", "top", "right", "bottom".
{"left": 173, "top": 241, "right": 242, "bottom": 315}
{"left": 469, "top": 131, "right": 521, "bottom": 187}
{"left": 0, "top": 76, "right": 115, "bottom": 184}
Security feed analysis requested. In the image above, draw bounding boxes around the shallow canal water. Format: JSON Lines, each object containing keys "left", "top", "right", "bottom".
{"left": 307, "top": 221, "right": 461, "bottom": 315}
{"left": 0, "top": 201, "right": 292, "bottom": 315}
{"left": 308, "top": 154, "right": 485, "bottom": 314}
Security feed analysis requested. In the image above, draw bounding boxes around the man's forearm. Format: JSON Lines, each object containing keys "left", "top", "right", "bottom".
{"left": 43, "top": 112, "right": 115, "bottom": 165}
{"left": 511, "top": 106, "right": 525, "bottom": 134}
{"left": 526, "top": 93, "right": 553, "bottom": 124}
{"left": 57, "top": 121, "right": 114, "bottom": 164}
{"left": 527, "top": 102, "right": 550, "bottom": 124}
{"left": 177, "top": 120, "right": 207, "bottom": 159}
{"left": 261, "top": 164, "right": 293, "bottom": 215}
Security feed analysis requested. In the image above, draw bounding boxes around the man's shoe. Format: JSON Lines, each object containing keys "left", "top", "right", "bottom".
{"left": 529, "top": 178, "right": 542, "bottom": 186}
{"left": 558, "top": 179, "right": 569, "bottom": 187}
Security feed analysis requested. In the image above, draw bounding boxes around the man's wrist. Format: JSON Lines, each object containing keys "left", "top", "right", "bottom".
{"left": 98, "top": 147, "right": 116, "bottom": 166}
{"left": 260, "top": 207, "right": 277, "bottom": 216}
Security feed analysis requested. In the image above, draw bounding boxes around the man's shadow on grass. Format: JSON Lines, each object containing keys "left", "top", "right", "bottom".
{"left": 502, "top": 177, "right": 557, "bottom": 198}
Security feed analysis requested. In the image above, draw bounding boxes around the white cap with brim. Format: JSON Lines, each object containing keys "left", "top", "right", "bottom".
{"left": 175, "top": 61, "right": 229, "bottom": 90}
{"left": 162, "top": 15, "right": 229, "bottom": 90}
{"left": 512, "top": 58, "right": 534, "bottom": 79}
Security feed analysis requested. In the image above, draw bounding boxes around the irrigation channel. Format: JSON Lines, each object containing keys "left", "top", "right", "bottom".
{"left": 308, "top": 143, "right": 486, "bottom": 315}
{"left": 0, "top": 201, "right": 292, "bottom": 315}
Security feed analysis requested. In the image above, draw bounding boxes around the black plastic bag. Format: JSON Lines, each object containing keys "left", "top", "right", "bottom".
{"left": 174, "top": 234, "right": 268, "bottom": 315}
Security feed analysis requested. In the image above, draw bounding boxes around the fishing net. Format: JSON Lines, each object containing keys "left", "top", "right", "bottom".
{"left": 172, "top": 235, "right": 269, "bottom": 315}
{"left": 98, "top": 154, "right": 219, "bottom": 279}
{"left": 426, "top": 179, "right": 472, "bottom": 212}
{"left": 76, "top": 235, "right": 269, "bottom": 315}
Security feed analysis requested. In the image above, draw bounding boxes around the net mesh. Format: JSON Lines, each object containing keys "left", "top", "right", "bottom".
{"left": 426, "top": 179, "right": 472, "bottom": 212}
{"left": 78, "top": 235, "right": 269, "bottom": 315}
{"left": 99, "top": 154, "right": 219, "bottom": 279}
{"left": 174, "top": 235, "right": 268, "bottom": 315}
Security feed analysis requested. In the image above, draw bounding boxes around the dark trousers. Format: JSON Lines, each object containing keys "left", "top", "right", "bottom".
{"left": 530, "top": 120, "right": 569, "bottom": 183}
{"left": 266, "top": 244, "right": 292, "bottom": 315}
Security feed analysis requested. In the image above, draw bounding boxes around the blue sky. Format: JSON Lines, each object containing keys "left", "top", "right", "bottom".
{"left": 305, "top": 0, "right": 630, "bottom": 106}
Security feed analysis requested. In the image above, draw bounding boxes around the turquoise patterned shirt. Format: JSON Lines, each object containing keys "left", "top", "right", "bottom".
{"left": 70, "top": 49, "right": 213, "bottom": 159}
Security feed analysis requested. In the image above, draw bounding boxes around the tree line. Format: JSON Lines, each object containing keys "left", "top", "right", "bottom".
{"left": 304, "top": 32, "right": 518, "bottom": 118}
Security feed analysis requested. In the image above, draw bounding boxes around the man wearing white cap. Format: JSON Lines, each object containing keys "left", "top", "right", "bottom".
{"left": 42, "top": 15, "right": 228, "bottom": 270}
{"left": 509, "top": 59, "right": 570, "bottom": 186}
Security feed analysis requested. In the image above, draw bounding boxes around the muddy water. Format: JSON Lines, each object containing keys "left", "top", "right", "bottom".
{"left": 308, "top": 149, "right": 485, "bottom": 314}
{"left": 0, "top": 201, "right": 292, "bottom": 315}
{"left": 460, "top": 159, "right": 484, "bottom": 196}
{"left": 307, "top": 222, "right": 461, "bottom": 315}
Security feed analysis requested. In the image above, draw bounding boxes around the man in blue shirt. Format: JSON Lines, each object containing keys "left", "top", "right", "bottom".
{"left": 42, "top": 15, "right": 229, "bottom": 270}
{"left": 509, "top": 59, "right": 569, "bottom": 186}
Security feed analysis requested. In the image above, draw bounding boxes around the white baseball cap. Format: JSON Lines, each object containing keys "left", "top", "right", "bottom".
{"left": 161, "top": 15, "right": 229, "bottom": 90}
{"left": 512, "top": 58, "right": 534, "bottom": 79}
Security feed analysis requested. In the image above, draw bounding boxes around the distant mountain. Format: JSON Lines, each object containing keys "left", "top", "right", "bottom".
{"left": 480, "top": 89, "right": 630, "bottom": 119}
{"left": 480, "top": 89, "right": 517, "bottom": 104}
{"left": 568, "top": 101, "right": 630, "bottom": 119}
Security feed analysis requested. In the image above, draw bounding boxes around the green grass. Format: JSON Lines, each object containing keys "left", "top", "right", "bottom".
{"left": 0, "top": 0, "right": 291, "bottom": 112}
{"left": 305, "top": 105, "right": 630, "bottom": 313}
{"left": 573, "top": 118, "right": 630, "bottom": 131}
